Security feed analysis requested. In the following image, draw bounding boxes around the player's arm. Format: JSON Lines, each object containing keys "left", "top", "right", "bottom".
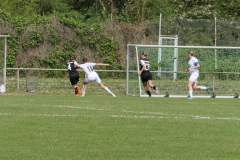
{"left": 74, "top": 65, "right": 80, "bottom": 68}
{"left": 95, "top": 63, "right": 110, "bottom": 66}
{"left": 189, "top": 62, "right": 200, "bottom": 70}
{"left": 74, "top": 61, "right": 80, "bottom": 68}
{"left": 185, "top": 62, "right": 200, "bottom": 72}
{"left": 138, "top": 64, "right": 146, "bottom": 76}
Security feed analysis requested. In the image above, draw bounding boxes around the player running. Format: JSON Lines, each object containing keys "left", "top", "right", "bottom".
{"left": 67, "top": 56, "right": 82, "bottom": 96}
{"left": 78, "top": 58, "right": 116, "bottom": 97}
{"left": 138, "top": 52, "right": 159, "bottom": 97}
{"left": 185, "top": 50, "right": 209, "bottom": 100}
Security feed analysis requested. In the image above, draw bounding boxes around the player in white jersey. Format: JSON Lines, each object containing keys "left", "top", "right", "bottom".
{"left": 185, "top": 51, "right": 209, "bottom": 100}
{"left": 78, "top": 58, "right": 116, "bottom": 97}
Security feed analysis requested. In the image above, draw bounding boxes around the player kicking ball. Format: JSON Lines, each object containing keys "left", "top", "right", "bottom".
{"left": 185, "top": 50, "right": 209, "bottom": 100}
{"left": 77, "top": 58, "right": 116, "bottom": 97}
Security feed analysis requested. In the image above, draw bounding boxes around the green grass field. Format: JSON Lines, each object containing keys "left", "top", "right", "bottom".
{"left": 0, "top": 94, "right": 240, "bottom": 159}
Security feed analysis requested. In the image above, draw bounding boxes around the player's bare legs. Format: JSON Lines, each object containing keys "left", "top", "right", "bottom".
{"left": 188, "top": 81, "right": 209, "bottom": 99}
{"left": 81, "top": 81, "right": 88, "bottom": 96}
{"left": 72, "top": 84, "right": 81, "bottom": 96}
{"left": 142, "top": 82, "right": 148, "bottom": 91}
{"left": 147, "top": 80, "right": 159, "bottom": 95}
{"left": 142, "top": 82, "right": 151, "bottom": 97}
{"left": 99, "top": 82, "right": 116, "bottom": 97}
{"left": 188, "top": 81, "right": 194, "bottom": 99}
{"left": 99, "top": 82, "right": 106, "bottom": 89}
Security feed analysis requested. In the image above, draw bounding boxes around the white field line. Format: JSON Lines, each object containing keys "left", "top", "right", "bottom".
{"left": 1, "top": 105, "right": 240, "bottom": 121}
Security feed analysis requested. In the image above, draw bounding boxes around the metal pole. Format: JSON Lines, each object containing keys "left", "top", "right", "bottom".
{"left": 126, "top": 45, "right": 130, "bottom": 95}
{"left": 4, "top": 36, "right": 9, "bottom": 91}
{"left": 173, "top": 35, "right": 178, "bottom": 80}
{"left": 158, "top": 13, "right": 162, "bottom": 76}
{"left": 17, "top": 69, "right": 20, "bottom": 90}
{"left": 135, "top": 46, "right": 142, "bottom": 96}
{"left": 214, "top": 15, "right": 217, "bottom": 69}
{"left": 213, "top": 15, "right": 217, "bottom": 92}
{"left": 158, "top": 13, "right": 161, "bottom": 45}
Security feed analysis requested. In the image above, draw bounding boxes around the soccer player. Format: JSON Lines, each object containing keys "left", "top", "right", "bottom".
{"left": 138, "top": 52, "right": 159, "bottom": 97}
{"left": 78, "top": 58, "right": 116, "bottom": 97}
{"left": 185, "top": 50, "right": 209, "bottom": 100}
{"left": 67, "top": 56, "right": 81, "bottom": 96}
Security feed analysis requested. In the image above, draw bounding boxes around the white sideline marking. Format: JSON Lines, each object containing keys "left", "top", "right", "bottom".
{"left": 1, "top": 112, "right": 240, "bottom": 121}
{"left": 2, "top": 105, "right": 240, "bottom": 121}
{"left": 140, "top": 95, "right": 236, "bottom": 98}
{"left": 56, "top": 105, "right": 240, "bottom": 121}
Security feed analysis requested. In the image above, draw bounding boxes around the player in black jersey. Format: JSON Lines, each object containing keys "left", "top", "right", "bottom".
{"left": 67, "top": 57, "right": 81, "bottom": 96}
{"left": 138, "top": 52, "right": 159, "bottom": 97}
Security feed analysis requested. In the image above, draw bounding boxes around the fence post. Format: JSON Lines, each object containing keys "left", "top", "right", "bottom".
{"left": 17, "top": 69, "right": 19, "bottom": 90}
{"left": 212, "top": 73, "right": 215, "bottom": 92}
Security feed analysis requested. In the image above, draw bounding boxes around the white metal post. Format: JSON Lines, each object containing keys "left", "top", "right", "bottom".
{"left": 173, "top": 35, "right": 178, "bottom": 80}
{"left": 135, "top": 46, "right": 142, "bottom": 96}
{"left": 158, "top": 14, "right": 162, "bottom": 76}
{"left": 0, "top": 35, "right": 10, "bottom": 93}
{"left": 126, "top": 45, "right": 129, "bottom": 95}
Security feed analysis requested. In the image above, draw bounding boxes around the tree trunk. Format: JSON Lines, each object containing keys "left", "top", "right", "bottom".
{"left": 99, "top": 0, "right": 106, "bottom": 12}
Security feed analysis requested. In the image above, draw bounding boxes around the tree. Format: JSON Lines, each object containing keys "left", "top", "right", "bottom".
{"left": 168, "top": 0, "right": 240, "bottom": 20}
{"left": 0, "top": 0, "right": 36, "bottom": 18}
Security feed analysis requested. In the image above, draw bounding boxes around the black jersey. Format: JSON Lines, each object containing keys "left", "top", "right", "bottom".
{"left": 67, "top": 61, "right": 78, "bottom": 73}
{"left": 67, "top": 61, "right": 79, "bottom": 85}
{"left": 140, "top": 58, "right": 152, "bottom": 82}
{"left": 140, "top": 58, "right": 150, "bottom": 72}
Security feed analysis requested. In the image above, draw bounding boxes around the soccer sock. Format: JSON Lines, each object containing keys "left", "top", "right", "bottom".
{"left": 75, "top": 87, "right": 78, "bottom": 95}
{"left": 153, "top": 86, "right": 156, "bottom": 90}
{"left": 105, "top": 87, "right": 114, "bottom": 95}
{"left": 200, "top": 86, "right": 207, "bottom": 90}
{"left": 77, "top": 87, "right": 82, "bottom": 94}
{"left": 147, "top": 91, "right": 151, "bottom": 97}
{"left": 189, "top": 90, "right": 193, "bottom": 97}
{"left": 82, "top": 88, "right": 85, "bottom": 95}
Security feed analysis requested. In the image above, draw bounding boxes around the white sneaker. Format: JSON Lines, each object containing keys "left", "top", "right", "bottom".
{"left": 112, "top": 94, "right": 116, "bottom": 97}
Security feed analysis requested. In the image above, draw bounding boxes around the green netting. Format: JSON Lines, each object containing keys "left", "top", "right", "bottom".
{"left": 127, "top": 44, "right": 240, "bottom": 97}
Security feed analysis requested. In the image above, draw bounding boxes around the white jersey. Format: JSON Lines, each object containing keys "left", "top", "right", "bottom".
{"left": 188, "top": 57, "right": 199, "bottom": 74}
{"left": 79, "top": 62, "right": 96, "bottom": 75}
{"left": 79, "top": 62, "right": 101, "bottom": 84}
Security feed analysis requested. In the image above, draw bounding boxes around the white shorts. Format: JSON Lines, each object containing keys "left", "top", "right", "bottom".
{"left": 85, "top": 72, "right": 101, "bottom": 84}
{"left": 189, "top": 72, "right": 199, "bottom": 83}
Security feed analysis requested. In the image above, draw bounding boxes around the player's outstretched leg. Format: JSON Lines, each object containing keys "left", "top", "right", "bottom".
{"left": 194, "top": 84, "right": 210, "bottom": 94}
{"left": 105, "top": 87, "right": 116, "bottom": 97}
{"left": 99, "top": 82, "right": 116, "bottom": 97}
{"left": 206, "top": 86, "right": 210, "bottom": 94}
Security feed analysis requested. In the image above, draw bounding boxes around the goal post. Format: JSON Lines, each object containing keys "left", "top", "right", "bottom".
{"left": 0, "top": 35, "right": 10, "bottom": 93}
{"left": 158, "top": 35, "right": 178, "bottom": 80}
{"left": 126, "top": 44, "right": 240, "bottom": 98}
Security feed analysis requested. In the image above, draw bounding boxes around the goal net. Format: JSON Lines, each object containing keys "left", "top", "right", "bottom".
{"left": 126, "top": 44, "right": 240, "bottom": 98}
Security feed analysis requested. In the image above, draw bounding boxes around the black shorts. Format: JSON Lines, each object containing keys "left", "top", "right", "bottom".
{"left": 69, "top": 72, "right": 79, "bottom": 85}
{"left": 141, "top": 71, "right": 152, "bottom": 83}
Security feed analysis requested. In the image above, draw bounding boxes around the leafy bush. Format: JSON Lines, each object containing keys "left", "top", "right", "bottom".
{"left": 22, "top": 30, "right": 44, "bottom": 50}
